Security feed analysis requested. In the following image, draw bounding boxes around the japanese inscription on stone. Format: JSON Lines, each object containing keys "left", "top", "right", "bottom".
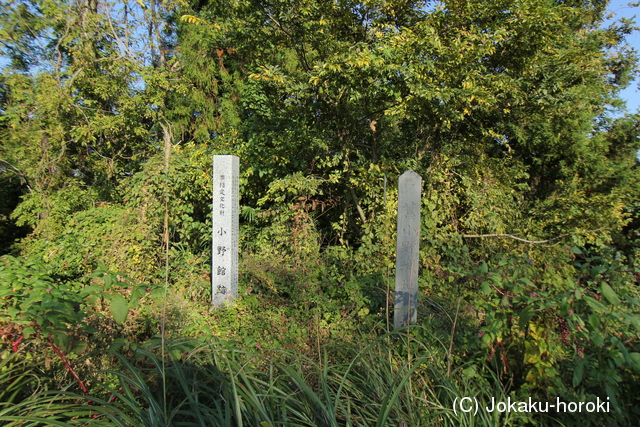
{"left": 212, "top": 155, "right": 239, "bottom": 307}
{"left": 394, "top": 170, "right": 422, "bottom": 329}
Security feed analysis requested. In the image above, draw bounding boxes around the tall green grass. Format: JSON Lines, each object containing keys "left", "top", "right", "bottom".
{"left": 1, "top": 328, "right": 532, "bottom": 426}
{"left": 89, "top": 328, "right": 521, "bottom": 426}
{"left": 0, "top": 351, "right": 112, "bottom": 426}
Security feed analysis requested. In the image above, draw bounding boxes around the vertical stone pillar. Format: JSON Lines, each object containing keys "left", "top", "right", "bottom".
{"left": 394, "top": 170, "right": 422, "bottom": 329}
{"left": 212, "top": 155, "right": 239, "bottom": 307}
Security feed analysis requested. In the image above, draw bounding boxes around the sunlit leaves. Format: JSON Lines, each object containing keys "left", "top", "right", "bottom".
{"left": 110, "top": 295, "right": 129, "bottom": 325}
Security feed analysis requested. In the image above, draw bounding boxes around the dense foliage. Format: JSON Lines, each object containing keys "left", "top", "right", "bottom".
{"left": 1, "top": 0, "right": 640, "bottom": 425}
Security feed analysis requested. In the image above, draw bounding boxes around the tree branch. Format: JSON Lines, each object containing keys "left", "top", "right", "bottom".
{"left": 350, "top": 188, "right": 367, "bottom": 224}
{"left": 462, "top": 228, "right": 610, "bottom": 245}
{"left": 462, "top": 233, "right": 552, "bottom": 244}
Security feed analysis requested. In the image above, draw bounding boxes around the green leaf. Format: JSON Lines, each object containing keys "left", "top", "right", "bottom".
{"left": 151, "top": 287, "right": 165, "bottom": 300}
{"left": 518, "top": 306, "right": 534, "bottom": 331}
{"left": 574, "top": 288, "right": 583, "bottom": 299}
{"left": 462, "top": 365, "right": 478, "bottom": 379}
{"left": 573, "top": 358, "right": 585, "bottom": 387}
{"left": 103, "top": 274, "right": 113, "bottom": 288}
{"left": 589, "top": 313, "right": 600, "bottom": 329}
{"left": 489, "top": 273, "right": 502, "bottom": 285}
{"left": 617, "top": 341, "right": 631, "bottom": 365}
{"left": 481, "top": 332, "right": 493, "bottom": 346}
{"left": 170, "top": 348, "right": 182, "bottom": 361}
{"left": 591, "top": 330, "right": 604, "bottom": 347}
{"left": 54, "top": 332, "right": 69, "bottom": 350}
{"left": 590, "top": 265, "right": 606, "bottom": 276}
{"left": 72, "top": 341, "right": 88, "bottom": 353}
{"left": 629, "top": 353, "right": 640, "bottom": 373}
{"left": 481, "top": 281, "right": 491, "bottom": 295}
{"left": 628, "top": 315, "right": 640, "bottom": 332}
{"left": 612, "top": 349, "right": 624, "bottom": 367}
{"left": 601, "top": 283, "right": 620, "bottom": 306}
{"left": 480, "top": 261, "right": 488, "bottom": 273}
{"left": 624, "top": 295, "right": 640, "bottom": 306}
{"left": 110, "top": 294, "right": 128, "bottom": 325}
{"left": 109, "top": 338, "right": 126, "bottom": 352}
{"left": 584, "top": 296, "right": 607, "bottom": 312}
{"left": 501, "top": 295, "right": 510, "bottom": 307}
{"left": 605, "top": 383, "right": 619, "bottom": 410}
{"left": 518, "top": 277, "right": 535, "bottom": 287}
{"left": 130, "top": 287, "right": 144, "bottom": 305}
{"left": 22, "top": 326, "right": 35, "bottom": 339}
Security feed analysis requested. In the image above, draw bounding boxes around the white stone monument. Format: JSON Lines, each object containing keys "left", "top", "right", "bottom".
{"left": 394, "top": 170, "right": 422, "bottom": 329}
{"left": 212, "top": 155, "right": 239, "bottom": 307}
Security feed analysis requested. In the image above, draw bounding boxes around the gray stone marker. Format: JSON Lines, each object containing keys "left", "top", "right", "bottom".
{"left": 394, "top": 170, "right": 422, "bottom": 329}
{"left": 212, "top": 155, "right": 239, "bottom": 307}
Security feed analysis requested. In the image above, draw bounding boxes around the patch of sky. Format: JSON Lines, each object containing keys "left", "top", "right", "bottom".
{"left": 604, "top": 1, "right": 640, "bottom": 114}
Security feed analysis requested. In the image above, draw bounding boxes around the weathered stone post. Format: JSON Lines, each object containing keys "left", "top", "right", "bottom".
{"left": 212, "top": 155, "right": 239, "bottom": 307}
{"left": 394, "top": 170, "right": 422, "bottom": 329}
